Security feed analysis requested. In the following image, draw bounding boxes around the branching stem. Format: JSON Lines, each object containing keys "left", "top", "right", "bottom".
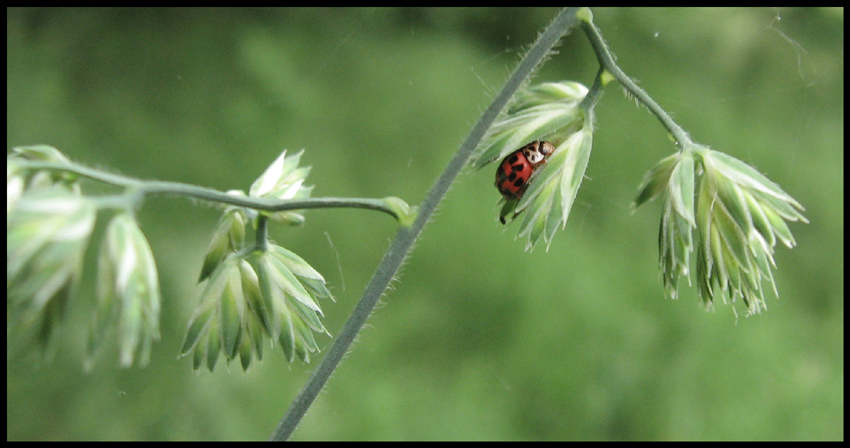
{"left": 268, "top": 6, "right": 583, "bottom": 442}
{"left": 15, "top": 161, "right": 404, "bottom": 221}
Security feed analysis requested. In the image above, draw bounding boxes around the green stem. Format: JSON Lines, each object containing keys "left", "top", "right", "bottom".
{"left": 255, "top": 215, "right": 270, "bottom": 252}
{"left": 580, "top": 66, "right": 606, "bottom": 113}
{"left": 15, "top": 161, "right": 403, "bottom": 221}
{"left": 268, "top": 7, "right": 583, "bottom": 441}
{"left": 581, "top": 16, "right": 692, "bottom": 147}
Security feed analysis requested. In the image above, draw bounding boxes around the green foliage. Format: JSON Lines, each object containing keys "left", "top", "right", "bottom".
{"left": 7, "top": 7, "right": 842, "bottom": 441}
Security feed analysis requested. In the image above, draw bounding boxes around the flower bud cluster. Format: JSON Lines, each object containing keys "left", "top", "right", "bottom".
{"left": 634, "top": 145, "right": 807, "bottom": 315}
{"left": 8, "top": 146, "right": 161, "bottom": 366}
{"left": 184, "top": 150, "right": 331, "bottom": 370}
{"left": 473, "top": 81, "right": 595, "bottom": 251}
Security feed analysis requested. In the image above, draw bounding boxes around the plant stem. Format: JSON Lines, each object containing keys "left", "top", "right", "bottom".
{"left": 15, "top": 161, "right": 404, "bottom": 220}
{"left": 580, "top": 66, "right": 606, "bottom": 113}
{"left": 581, "top": 17, "right": 692, "bottom": 147}
{"left": 268, "top": 7, "right": 583, "bottom": 441}
{"left": 255, "top": 215, "right": 270, "bottom": 252}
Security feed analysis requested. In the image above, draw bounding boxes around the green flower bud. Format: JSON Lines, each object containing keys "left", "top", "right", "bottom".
{"left": 198, "top": 207, "right": 247, "bottom": 282}
{"left": 507, "top": 124, "right": 594, "bottom": 251}
{"left": 250, "top": 149, "right": 311, "bottom": 200}
{"left": 7, "top": 186, "right": 96, "bottom": 351}
{"left": 8, "top": 145, "right": 78, "bottom": 189}
{"left": 508, "top": 81, "right": 590, "bottom": 114}
{"left": 632, "top": 152, "right": 681, "bottom": 211}
{"left": 635, "top": 145, "right": 807, "bottom": 315}
{"left": 239, "top": 259, "right": 266, "bottom": 369}
{"left": 89, "top": 213, "right": 161, "bottom": 368}
{"left": 182, "top": 244, "right": 331, "bottom": 371}
{"left": 264, "top": 185, "right": 313, "bottom": 226}
{"left": 694, "top": 148, "right": 806, "bottom": 315}
{"left": 182, "top": 256, "right": 245, "bottom": 371}
{"left": 7, "top": 164, "right": 25, "bottom": 215}
{"left": 472, "top": 81, "right": 594, "bottom": 251}
{"left": 249, "top": 150, "right": 314, "bottom": 226}
{"left": 10, "top": 144, "right": 72, "bottom": 164}
{"left": 256, "top": 246, "right": 330, "bottom": 364}
{"left": 635, "top": 150, "right": 698, "bottom": 299}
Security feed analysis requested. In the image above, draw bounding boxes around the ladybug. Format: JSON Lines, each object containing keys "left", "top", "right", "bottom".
{"left": 494, "top": 140, "right": 556, "bottom": 201}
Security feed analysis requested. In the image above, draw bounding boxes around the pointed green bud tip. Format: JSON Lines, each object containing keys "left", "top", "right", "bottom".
{"left": 11, "top": 144, "right": 71, "bottom": 164}
{"left": 249, "top": 150, "right": 311, "bottom": 201}
{"left": 199, "top": 209, "right": 247, "bottom": 283}
{"left": 382, "top": 196, "right": 417, "bottom": 227}
{"left": 633, "top": 152, "right": 681, "bottom": 210}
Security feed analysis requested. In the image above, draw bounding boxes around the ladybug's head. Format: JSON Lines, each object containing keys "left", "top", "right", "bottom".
{"left": 522, "top": 141, "right": 556, "bottom": 166}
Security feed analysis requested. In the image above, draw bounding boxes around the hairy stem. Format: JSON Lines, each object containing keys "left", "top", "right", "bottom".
{"left": 268, "top": 7, "right": 583, "bottom": 441}
{"left": 581, "top": 16, "right": 692, "bottom": 147}
{"left": 15, "top": 161, "right": 404, "bottom": 220}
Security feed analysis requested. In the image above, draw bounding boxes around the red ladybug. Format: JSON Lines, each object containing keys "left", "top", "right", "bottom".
{"left": 495, "top": 140, "right": 555, "bottom": 201}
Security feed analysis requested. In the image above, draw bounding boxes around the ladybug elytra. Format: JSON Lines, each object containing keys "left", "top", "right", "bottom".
{"left": 494, "top": 140, "right": 555, "bottom": 201}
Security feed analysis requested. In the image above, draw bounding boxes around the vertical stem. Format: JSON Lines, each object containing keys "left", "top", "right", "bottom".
{"left": 255, "top": 215, "right": 270, "bottom": 252}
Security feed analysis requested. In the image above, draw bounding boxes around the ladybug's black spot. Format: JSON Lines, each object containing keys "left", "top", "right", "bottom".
{"left": 513, "top": 178, "right": 524, "bottom": 188}
{"left": 507, "top": 154, "right": 519, "bottom": 165}
{"left": 507, "top": 172, "right": 517, "bottom": 181}
{"left": 511, "top": 164, "right": 524, "bottom": 172}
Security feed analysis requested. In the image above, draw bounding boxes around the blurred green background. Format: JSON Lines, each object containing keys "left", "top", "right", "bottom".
{"left": 7, "top": 8, "right": 843, "bottom": 441}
